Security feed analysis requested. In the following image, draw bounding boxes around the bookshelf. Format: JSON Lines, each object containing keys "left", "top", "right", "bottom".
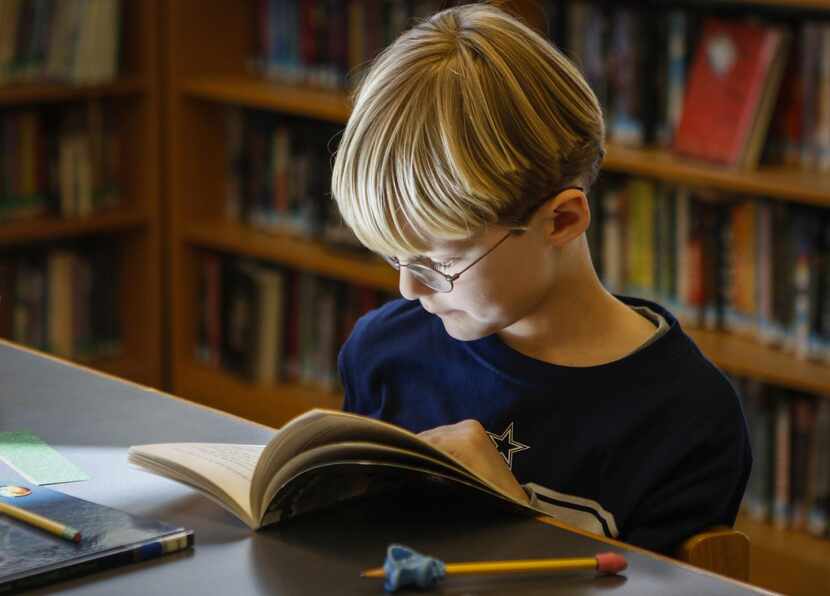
{"left": 1, "top": 0, "right": 163, "bottom": 388}
{"left": 163, "top": 2, "right": 829, "bottom": 593}
{"left": 0, "top": 77, "right": 146, "bottom": 105}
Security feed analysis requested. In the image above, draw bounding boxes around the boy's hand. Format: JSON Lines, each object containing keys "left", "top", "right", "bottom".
{"left": 418, "top": 420, "right": 530, "bottom": 505}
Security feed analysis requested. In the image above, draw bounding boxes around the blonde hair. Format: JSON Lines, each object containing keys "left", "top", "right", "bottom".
{"left": 330, "top": 2, "right": 605, "bottom": 257}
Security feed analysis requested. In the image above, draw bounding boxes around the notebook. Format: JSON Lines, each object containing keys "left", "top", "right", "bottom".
{"left": 0, "top": 482, "right": 193, "bottom": 593}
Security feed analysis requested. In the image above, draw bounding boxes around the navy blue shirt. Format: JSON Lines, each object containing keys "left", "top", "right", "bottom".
{"left": 338, "top": 296, "right": 752, "bottom": 555}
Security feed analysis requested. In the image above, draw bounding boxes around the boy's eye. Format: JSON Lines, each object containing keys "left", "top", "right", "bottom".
{"left": 431, "top": 258, "right": 457, "bottom": 272}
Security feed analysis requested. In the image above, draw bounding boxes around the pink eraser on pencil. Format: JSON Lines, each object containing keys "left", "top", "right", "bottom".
{"left": 595, "top": 552, "right": 627, "bottom": 575}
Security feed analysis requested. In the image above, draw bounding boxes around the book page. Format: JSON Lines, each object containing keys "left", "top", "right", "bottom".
{"left": 251, "top": 410, "right": 516, "bottom": 517}
{"left": 258, "top": 441, "right": 483, "bottom": 520}
{"left": 129, "top": 443, "right": 264, "bottom": 526}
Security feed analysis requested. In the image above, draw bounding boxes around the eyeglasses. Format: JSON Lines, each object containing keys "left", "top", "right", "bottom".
{"left": 384, "top": 230, "right": 516, "bottom": 293}
{"left": 383, "top": 185, "right": 584, "bottom": 293}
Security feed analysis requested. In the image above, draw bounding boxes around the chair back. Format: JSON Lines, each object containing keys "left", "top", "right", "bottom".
{"left": 677, "top": 526, "right": 750, "bottom": 582}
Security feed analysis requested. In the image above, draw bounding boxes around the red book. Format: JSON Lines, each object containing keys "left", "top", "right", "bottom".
{"left": 673, "top": 18, "right": 787, "bottom": 167}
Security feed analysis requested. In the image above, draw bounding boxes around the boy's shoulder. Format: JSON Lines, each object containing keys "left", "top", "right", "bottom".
{"left": 617, "top": 296, "right": 741, "bottom": 411}
{"left": 347, "top": 298, "right": 437, "bottom": 350}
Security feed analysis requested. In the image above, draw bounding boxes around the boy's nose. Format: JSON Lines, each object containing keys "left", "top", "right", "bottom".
{"left": 398, "top": 269, "right": 435, "bottom": 301}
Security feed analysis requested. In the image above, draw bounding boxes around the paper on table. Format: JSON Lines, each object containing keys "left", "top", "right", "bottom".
{"left": 0, "top": 431, "right": 89, "bottom": 485}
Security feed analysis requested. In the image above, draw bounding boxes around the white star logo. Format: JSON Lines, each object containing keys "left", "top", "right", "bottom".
{"left": 486, "top": 422, "right": 530, "bottom": 469}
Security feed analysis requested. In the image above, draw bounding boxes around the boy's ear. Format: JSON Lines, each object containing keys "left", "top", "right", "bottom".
{"left": 540, "top": 188, "right": 590, "bottom": 248}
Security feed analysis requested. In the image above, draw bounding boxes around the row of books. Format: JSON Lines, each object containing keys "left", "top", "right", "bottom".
{"left": 252, "top": 0, "right": 463, "bottom": 88}
{"left": 736, "top": 377, "right": 830, "bottom": 539}
{"left": 588, "top": 175, "right": 830, "bottom": 362}
{"left": 781, "top": 22, "right": 830, "bottom": 172}
{"left": 545, "top": 1, "right": 690, "bottom": 150}
{"left": 0, "top": 0, "right": 122, "bottom": 86}
{"left": 0, "top": 244, "right": 121, "bottom": 360}
{"left": 545, "top": 2, "right": 829, "bottom": 170}
{"left": 251, "top": 1, "right": 828, "bottom": 171}
{"left": 195, "top": 252, "right": 393, "bottom": 390}
{"left": 0, "top": 104, "right": 122, "bottom": 221}
{"left": 224, "top": 107, "right": 342, "bottom": 239}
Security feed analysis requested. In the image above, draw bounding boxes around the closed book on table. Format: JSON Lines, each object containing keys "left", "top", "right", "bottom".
{"left": 0, "top": 482, "right": 193, "bottom": 593}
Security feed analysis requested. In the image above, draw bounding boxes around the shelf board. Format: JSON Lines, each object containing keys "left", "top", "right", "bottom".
{"left": 181, "top": 75, "right": 351, "bottom": 124}
{"left": 736, "top": 515, "right": 830, "bottom": 595}
{"left": 686, "top": 327, "right": 830, "bottom": 396}
{"left": 0, "top": 210, "right": 148, "bottom": 245}
{"left": 183, "top": 220, "right": 399, "bottom": 291}
{"left": 604, "top": 144, "right": 830, "bottom": 207}
{"left": 0, "top": 77, "right": 147, "bottom": 106}
{"left": 176, "top": 359, "right": 342, "bottom": 428}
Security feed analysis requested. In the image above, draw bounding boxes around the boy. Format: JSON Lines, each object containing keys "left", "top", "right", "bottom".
{"left": 331, "top": 3, "right": 751, "bottom": 555}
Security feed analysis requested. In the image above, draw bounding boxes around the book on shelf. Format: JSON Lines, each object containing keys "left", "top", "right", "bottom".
{"left": 737, "top": 377, "right": 830, "bottom": 540}
{"left": 673, "top": 17, "right": 790, "bottom": 168}
{"left": 0, "top": 103, "right": 122, "bottom": 221}
{"left": 224, "top": 107, "right": 341, "bottom": 241}
{"left": 590, "top": 176, "right": 830, "bottom": 362}
{"left": 808, "top": 399, "right": 830, "bottom": 536}
{"left": 128, "top": 408, "right": 538, "bottom": 530}
{"left": 0, "top": 0, "right": 123, "bottom": 86}
{"left": 252, "top": 0, "right": 448, "bottom": 89}
{"left": 196, "top": 253, "right": 392, "bottom": 390}
{"left": 0, "top": 245, "right": 121, "bottom": 361}
{"left": 552, "top": 2, "right": 830, "bottom": 168}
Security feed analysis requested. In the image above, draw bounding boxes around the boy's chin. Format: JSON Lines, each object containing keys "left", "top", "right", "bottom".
{"left": 437, "top": 314, "right": 492, "bottom": 342}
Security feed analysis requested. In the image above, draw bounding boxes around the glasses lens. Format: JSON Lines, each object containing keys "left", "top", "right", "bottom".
{"left": 407, "top": 263, "right": 453, "bottom": 293}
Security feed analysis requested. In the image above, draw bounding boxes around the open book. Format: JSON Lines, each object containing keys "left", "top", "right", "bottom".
{"left": 128, "top": 409, "right": 539, "bottom": 529}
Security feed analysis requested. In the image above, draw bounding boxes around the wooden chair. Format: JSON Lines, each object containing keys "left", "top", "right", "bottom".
{"left": 677, "top": 527, "right": 750, "bottom": 582}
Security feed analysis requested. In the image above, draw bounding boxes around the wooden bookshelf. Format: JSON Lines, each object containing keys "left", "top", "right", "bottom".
{"left": 182, "top": 76, "right": 350, "bottom": 123}
{"left": 182, "top": 76, "right": 830, "bottom": 208}
{"left": 183, "top": 220, "right": 398, "bottom": 291}
{"left": 181, "top": 220, "right": 830, "bottom": 396}
{"left": 162, "top": 3, "right": 830, "bottom": 594}
{"left": 687, "top": 328, "right": 830, "bottom": 396}
{"left": 177, "top": 359, "right": 341, "bottom": 429}
{"left": 736, "top": 515, "right": 830, "bottom": 595}
{"left": 0, "top": 0, "right": 164, "bottom": 388}
{"left": 0, "top": 211, "right": 148, "bottom": 245}
{"left": 604, "top": 144, "right": 830, "bottom": 207}
{"left": 0, "top": 77, "right": 146, "bottom": 106}
{"left": 89, "top": 353, "right": 155, "bottom": 387}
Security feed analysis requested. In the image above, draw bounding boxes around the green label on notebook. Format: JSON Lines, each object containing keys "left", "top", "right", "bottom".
{"left": 0, "top": 431, "right": 89, "bottom": 485}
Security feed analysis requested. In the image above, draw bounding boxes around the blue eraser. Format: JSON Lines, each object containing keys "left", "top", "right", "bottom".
{"left": 383, "top": 544, "right": 446, "bottom": 592}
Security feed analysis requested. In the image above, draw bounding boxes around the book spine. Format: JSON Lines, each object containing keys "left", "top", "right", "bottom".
{"left": 818, "top": 25, "right": 830, "bottom": 172}
{"left": 773, "top": 396, "right": 792, "bottom": 529}
{"left": 0, "top": 531, "right": 194, "bottom": 594}
{"left": 600, "top": 185, "right": 623, "bottom": 294}
{"left": 807, "top": 399, "right": 830, "bottom": 536}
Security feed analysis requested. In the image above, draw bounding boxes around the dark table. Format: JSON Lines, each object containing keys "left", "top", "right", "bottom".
{"left": 0, "top": 342, "right": 774, "bottom": 595}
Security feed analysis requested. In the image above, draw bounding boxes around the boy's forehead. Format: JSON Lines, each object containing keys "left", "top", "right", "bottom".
{"left": 412, "top": 231, "right": 485, "bottom": 257}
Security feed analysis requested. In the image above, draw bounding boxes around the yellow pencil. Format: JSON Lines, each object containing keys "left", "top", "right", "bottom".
{"left": 361, "top": 552, "right": 627, "bottom": 578}
{"left": 0, "top": 500, "right": 82, "bottom": 543}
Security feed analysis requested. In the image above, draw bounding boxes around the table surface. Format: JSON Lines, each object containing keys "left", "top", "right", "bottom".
{"left": 0, "top": 342, "right": 773, "bottom": 595}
